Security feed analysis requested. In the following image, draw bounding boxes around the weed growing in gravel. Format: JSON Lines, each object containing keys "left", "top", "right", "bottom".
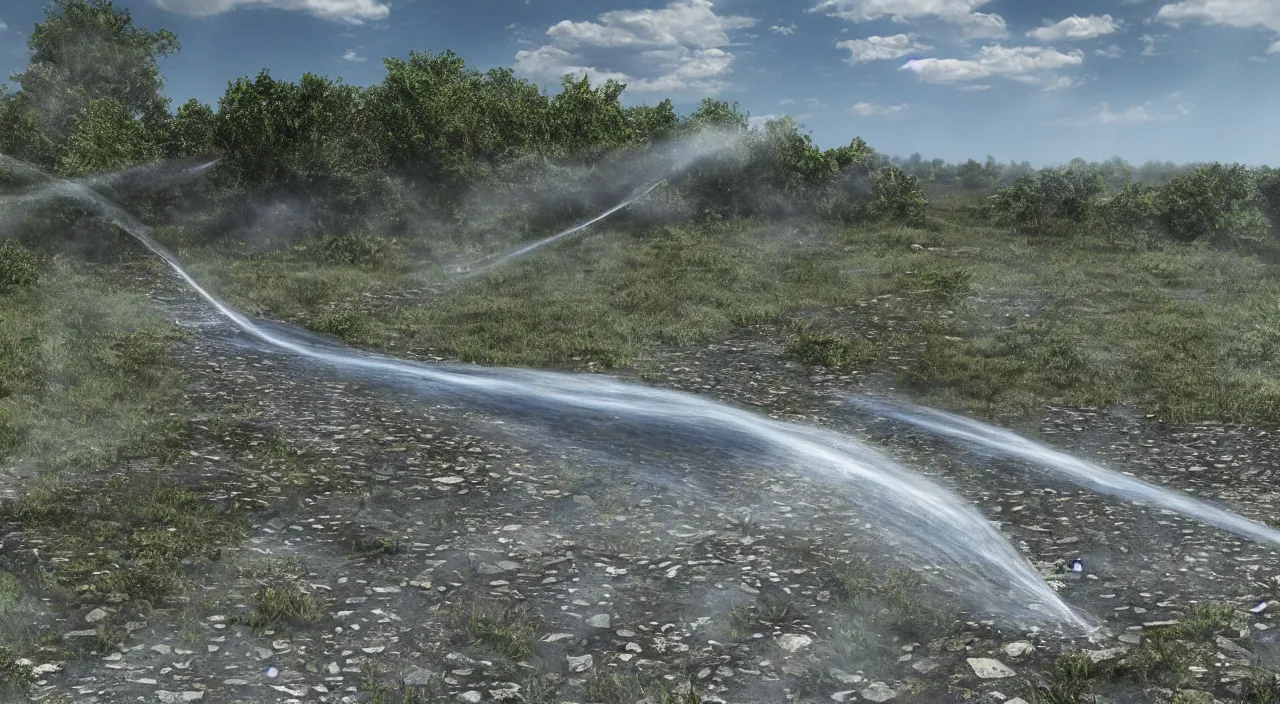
{"left": 1168, "top": 602, "right": 1244, "bottom": 641}
{"left": 446, "top": 599, "right": 542, "bottom": 660}
{"left": 1028, "top": 652, "right": 1102, "bottom": 704}
{"left": 238, "top": 560, "right": 324, "bottom": 631}
{"left": 583, "top": 673, "right": 702, "bottom": 704}
{"left": 784, "top": 323, "right": 886, "bottom": 369}
{"left": 0, "top": 646, "right": 35, "bottom": 699}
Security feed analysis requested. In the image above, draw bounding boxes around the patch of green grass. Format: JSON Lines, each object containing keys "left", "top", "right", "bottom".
{"left": 238, "top": 562, "right": 324, "bottom": 631}
{"left": 3, "top": 480, "right": 243, "bottom": 605}
{"left": 583, "top": 673, "right": 702, "bottom": 704}
{"left": 446, "top": 599, "right": 542, "bottom": 660}
{"left": 1028, "top": 652, "right": 1103, "bottom": 704}
{"left": 784, "top": 324, "right": 886, "bottom": 369}
{"left": 1167, "top": 602, "right": 1243, "bottom": 642}
{"left": 1114, "top": 634, "right": 1202, "bottom": 688}
{"left": 1240, "top": 669, "right": 1280, "bottom": 704}
{"left": 0, "top": 646, "right": 35, "bottom": 699}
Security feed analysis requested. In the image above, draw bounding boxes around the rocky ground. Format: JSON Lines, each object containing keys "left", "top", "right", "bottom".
{"left": 3, "top": 273, "right": 1280, "bottom": 704}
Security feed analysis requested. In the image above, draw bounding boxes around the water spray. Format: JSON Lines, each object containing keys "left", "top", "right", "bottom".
{"left": 3, "top": 153, "right": 1096, "bottom": 630}
{"left": 453, "top": 179, "right": 666, "bottom": 280}
{"left": 848, "top": 396, "right": 1280, "bottom": 546}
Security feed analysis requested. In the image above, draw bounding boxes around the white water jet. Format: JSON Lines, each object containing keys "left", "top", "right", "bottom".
{"left": 454, "top": 179, "right": 665, "bottom": 280}
{"left": 4, "top": 154, "right": 1094, "bottom": 630}
{"left": 848, "top": 396, "right": 1280, "bottom": 546}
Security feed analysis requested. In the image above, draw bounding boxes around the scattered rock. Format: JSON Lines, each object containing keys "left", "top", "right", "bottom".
{"left": 1002, "top": 641, "right": 1034, "bottom": 658}
{"left": 404, "top": 669, "right": 439, "bottom": 686}
{"left": 85, "top": 608, "right": 109, "bottom": 624}
{"left": 156, "top": 692, "right": 204, "bottom": 703}
{"left": 777, "top": 634, "right": 813, "bottom": 652}
{"left": 831, "top": 691, "right": 858, "bottom": 702}
{"left": 586, "top": 614, "right": 612, "bottom": 628}
{"left": 1084, "top": 647, "right": 1128, "bottom": 663}
{"left": 968, "top": 658, "right": 1016, "bottom": 679}
{"left": 459, "top": 692, "right": 482, "bottom": 703}
{"left": 861, "top": 681, "right": 898, "bottom": 702}
{"left": 567, "top": 654, "right": 594, "bottom": 672}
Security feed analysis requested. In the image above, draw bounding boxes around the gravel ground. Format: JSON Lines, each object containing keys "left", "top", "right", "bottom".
{"left": 4, "top": 277, "right": 1280, "bottom": 704}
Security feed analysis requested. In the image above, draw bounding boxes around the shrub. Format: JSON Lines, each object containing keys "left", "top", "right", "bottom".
{"left": 869, "top": 165, "right": 928, "bottom": 223}
{"left": 1101, "top": 182, "right": 1161, "bottom": 239}
{"left": 1154, "top": 162, "right": 1257, "bottom": 242}
{"left": 1255, "top": 166, "right": 1280, "bottom": 237}
{"left": 990, "top": 166, "right": 1104, "bottom": 236}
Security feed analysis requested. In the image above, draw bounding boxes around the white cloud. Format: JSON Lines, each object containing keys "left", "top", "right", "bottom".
{"left": 770, "top": 23, "right": 797, "bottom": 35}
{"left": 1027, "top": 14, "right": 1120, "bottom": 41}
{"left": 956, "top": 83, "right": 992, "bottom": 91}
{"left": 515, "top": 0, "right": 757, "bottom": 93}
{"left": 1060, "top": 96, "right": 1191, "bottom": 126}
{"left": 152, "top": 0, "right": 388, "bottom": 23}
{"left": 837, "top": 33, "right": 932, "bottom": 63}
{"left": 1095, "top": 44, "right": 1124, "bottom": 58}
{"left": 1140, "top": 34, "right": 1158, "bottom": 55}
{"left": 851, "top": 101, "right": 910, "bottom": 117}
{"left": 901, "top": 44, "right": 1084, "bottom": 83}
{"left": 0, "top": 19, "right": 7, "bottom": 31}
{"left": 341, "top": 49, "right": 367, "bottom": 62}
{"left": 1156, "top": 0, "right": 1280, "bottom": 34}
{"left": 1270, "top": 39, "right": 1280, "bottom": 52}
{"left": 808, "top": 0, "right": 1008, "bottom": 39}
{"left": 779, "top": 97, "right": 797, "bottom": 105}
{"left": 1041, "top": 75, "right": 1084, "bottom": 91}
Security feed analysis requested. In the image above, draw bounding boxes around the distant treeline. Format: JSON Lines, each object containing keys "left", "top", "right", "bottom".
{"left": 0, "top": 0, "right": 1276, "bottom": 244}
{"left": 888, "top": 155, "right": 1200, "bottom": 192}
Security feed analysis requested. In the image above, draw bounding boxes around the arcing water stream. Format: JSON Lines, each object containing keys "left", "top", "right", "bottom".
{"left": 849, "top": 396, "right": 1280, "bottom": 546}
{"left": 0, "top": 153, "right": 1098, "bottom": 630}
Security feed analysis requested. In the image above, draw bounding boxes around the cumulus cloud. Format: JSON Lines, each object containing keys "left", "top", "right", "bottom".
{"left": 1027, "top": 14, "right": 1120, "bottom": 41}
{"left": 809, "top": 0, "right": 1008, "bottom": 39}
{"left": 1141, "top": 34, "right": 1158, "bottom": 55}
{"left": 341, "top": 49, "right": 367, "bottom": 62}
{"left": 779, "top": 97, "right": 797, "bottom": 105}
{"left": 901, "top": 44, "right": 1084, "bottom": 84}
{"left": 152, "top": 0, "right": 389, "bottom": 23}
{"left": 851, "top": 101, "right": 910, "bottom": 117}
{"left": 1041, "top": 75, "right": 1084, "bottom": 91}
{"left": 0, "top": 19, "right": 7, "bottom": 31}
{"left": 1095, "top": 44, "right": 1124, "bottom": 58}
{"left": 837, "top": 33, "right": 932, "bottom": 63}
{"left": 1156, "top": 0, "right": 1280, "bottom": 34}
{"left": 770, "top": 23, "right": 797, "bottom": 35}
{"left": 515, "top": 0, "right": 757, "bottom": 93}
{"left": 1059, "top": 94, "right": 1191, "bottom": 126}
{"left": 1270, "top": 39, "right": 1280, "bottom": 52}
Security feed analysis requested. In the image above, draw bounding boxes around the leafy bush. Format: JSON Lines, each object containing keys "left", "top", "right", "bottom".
{"left": 0, "top": 239, "right": 42, "bottom": 293}
{"left": 989, "top": 167, "right": 1105, "bottom": 236}
{"left": 1154, "top": 162, "right": 1258, "bottom": 242}
{"left": 869, "top": 165, "right": 927, "bottom": 223}
{"left": 1255, "top": 166, "right": 1280, "bottom": 237}
{"left": 1101, "top": 182, "right": 1161, "bottom": 239}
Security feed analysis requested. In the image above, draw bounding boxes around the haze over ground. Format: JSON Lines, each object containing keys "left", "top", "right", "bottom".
{"left": 1, "top": 0, "right": 1278, "bottom": 166}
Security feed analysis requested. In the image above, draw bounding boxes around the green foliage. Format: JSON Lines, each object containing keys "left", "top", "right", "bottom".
{"left": 0, "top": 240, "right": 43, "bottom": 294}
{"left": 1254, "top": 166, "right": 1280, "bottom": 237}
{"left": 785, "top": 324, "right": 885, "bottom": 368}
{"left": 990, "top": 167, "right": 1105, "bottom": 236}
{"left": 869, "top": 165, "right": 928, "bottom": 223}
{"left": 446, "top": 600, "right": 542, "bottom": 660}
{"left": 163, "top": 98, "right": 217, "bottom": 159}
{"left": 1155, "top": 163, "right": 1258, "bottom": 242}
{"left": 58, "top": 97, "right": 148, "bottom": 176}
{"left": 1101, "top": 182, "right": 1161, "bottom": 239}
{"left": 12, "top": 0, "right": 178, "bottom": 145}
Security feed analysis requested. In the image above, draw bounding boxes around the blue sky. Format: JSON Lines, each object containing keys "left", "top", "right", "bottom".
{"left": 1, "top": 0, "right": 1278, "bottom": 166}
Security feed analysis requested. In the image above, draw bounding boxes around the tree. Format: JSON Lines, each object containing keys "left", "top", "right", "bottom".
{"left": 12, "top": 0, "right": 178, "bottom": 145}
{"left": 58, "top": 97, "right": 147, "bottom": 176}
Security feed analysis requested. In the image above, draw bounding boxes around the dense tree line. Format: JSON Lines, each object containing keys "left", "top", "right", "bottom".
{"left": 1, "top": 0, "right": 1275, "bottom": 243}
